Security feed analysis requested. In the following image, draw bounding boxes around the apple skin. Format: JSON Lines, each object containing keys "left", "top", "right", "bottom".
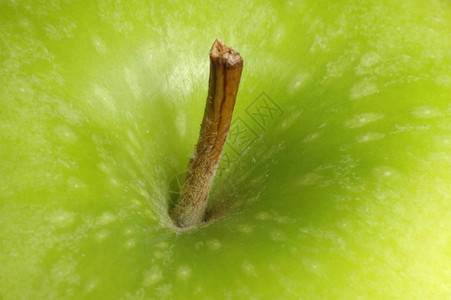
{"left": 0, "top": 0, "right": 450, "bottom": 299}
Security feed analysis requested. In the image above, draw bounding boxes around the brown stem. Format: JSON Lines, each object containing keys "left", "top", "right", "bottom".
{"left": 171, "top": 39, "right": 243, "bottom": 228}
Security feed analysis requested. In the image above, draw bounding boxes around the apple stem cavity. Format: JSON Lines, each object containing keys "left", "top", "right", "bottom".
{"left": 170, "top": 39, "right": 243, "bottom": 228}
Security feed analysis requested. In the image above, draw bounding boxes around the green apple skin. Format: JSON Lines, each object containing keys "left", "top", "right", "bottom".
{"left": 1, "top": 0, "right": 450, "bottom": 299}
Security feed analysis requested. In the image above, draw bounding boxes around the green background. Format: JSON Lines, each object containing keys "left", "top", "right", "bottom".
{"left": 1, "top": 0, "right": 450, "bottom": 299}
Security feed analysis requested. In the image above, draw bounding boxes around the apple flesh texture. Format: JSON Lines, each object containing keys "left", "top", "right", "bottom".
{"left": 1, "top": 0, "right": 450, "bottom": 299}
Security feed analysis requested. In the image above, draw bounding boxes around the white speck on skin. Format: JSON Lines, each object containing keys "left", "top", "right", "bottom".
{"left": 206, "top": 239, "right": 222, "bottom": 250}
{"left": 245, "top": 196, "right": 259, "bottom": 204}
{"left": 310, "top": 34, "right": 328, "bottom": 52}
{"left": 97, "top": 162, "right": 111, "bottom": 174}
{"left": 143, "top": 265, "right": 163, "bottom": 286}
{"left": 236, "top": 224, "right": 254, "bottom": 234}
{"left": 325, "top": 55, "right": 352, "bottom": 78}
{"left": 156, "top": 242, "right": 169, "bottom": 249}
{"left": 411, "top": 106, "right": 442, "bottom": 118}
{"left": 269, "top": 229, "right": 287, "bottom": 242}
{"left": 360, "top": 51, "right": 381, "bottom": 67}
{"left": 177, "top": 266, "right": 191, "bottom": 280}
{"left": 94, "top": 84, "right": 115, "bottom": 111}
{"left": 124, "top": 239, "right": 135, "bottom": 249}
{"left": 131, "top": 199, "right": 142, "bottom": 207}
{"left": 110, "top": 178, "right": 120, "bottom": 187}
{"left": 242, "top": 262, "right": 257, "bottom": 276}
{"left": 303, "top": 132, "right": 321, "bottom": 142}
{"left": 156, "top": 284, "right": 173, "bottom": 299}
{"left": 95, "top": 229, "right": 109, "bottom": 241}
{"left": 124, "top": 66, "right": 142, "bottom": 99}
{"left": 67, "top": 177, "right": 86, "bottom": 190}
{"left": 47, "top": 209, "right": 75, "bottom": 227}
{"left": 194, "top": 241, "right": 204, "bottom": 250}
{"left": 92, "top": 36, "right": 107, "bottom": 54}
{"left": 298, "top": 172, "right": 321, "bottom": 186}
{"left": 344, "top": 113, "right": 384, "bottom": 128}
{"left": 350, "top": 79, "right": 378, "bottom": 99}
{"left": 435, "top": 73, "right": 451, "bottom": 87}
{"left": 255, "top": 211, "right": 272, "bottom": 221}
{"left": 54, "top": 125, "right": 78, "bottom": 143}
{"left": 373, "top": 166, "right": 400, "bottom": 180}
{"left": 154, "top": 250, "right": 164, "bottom": 258}
{"left": 289, "top": 71, "right": 310, "bottom": 93}
{"left": 356, "top": 132, "right": 385, "bottom": 143}
{"left": 97, "top": 212, "right": 116, "bottom": 226}
{"left": 84, "top": 278, "right": 99, "bottom": 292}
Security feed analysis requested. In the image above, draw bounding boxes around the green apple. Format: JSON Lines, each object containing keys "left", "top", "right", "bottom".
{"left": 1, "top": 0, "right": 450, "bottom": 299}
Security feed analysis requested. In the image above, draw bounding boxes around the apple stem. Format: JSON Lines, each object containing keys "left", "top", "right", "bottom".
{"left": 171, "top": 39, "right": 243, "bottom": 228}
